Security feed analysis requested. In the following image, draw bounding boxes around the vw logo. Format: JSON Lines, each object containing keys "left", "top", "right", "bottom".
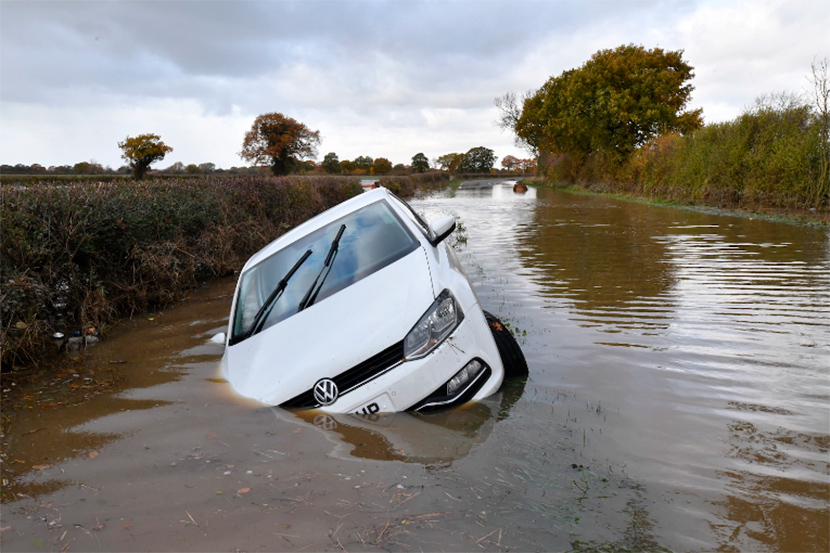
{"left": 313, "top": 378, "right": 339, "bottom": 406}
{"left": 313, "top": 414, "right": 338, "bottom": 430}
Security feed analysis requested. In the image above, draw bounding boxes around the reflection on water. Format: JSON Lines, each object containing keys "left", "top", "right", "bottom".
{"left": 518, "top": 193, "right": 677, "bottom": 334}
{"left": 288, "top": 401, "right": 497, "bottom": 464}
{"left": 0, "top": 281, "right": 234, "bottom": 503}
{"left": 411, "top": 183, "right": 830, "bottom": 552}
{"left": 286, "top": 377, "right": 526, "bottom": 465}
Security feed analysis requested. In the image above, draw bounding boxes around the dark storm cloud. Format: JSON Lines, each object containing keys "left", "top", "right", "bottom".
{"left": 4, "top": 0, "right": 824, "bottom": 168}
{"left": 1, "top": 0, "right": 677, "bottom": 112}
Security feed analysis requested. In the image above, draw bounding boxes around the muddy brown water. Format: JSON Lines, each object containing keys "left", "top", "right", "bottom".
{"left": 1, "top": 183, "right": 828, "bottom": 552}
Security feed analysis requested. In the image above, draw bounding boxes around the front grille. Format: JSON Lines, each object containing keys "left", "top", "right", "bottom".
{"left": 280, "top": 340, "right": 405, "bottom": 410}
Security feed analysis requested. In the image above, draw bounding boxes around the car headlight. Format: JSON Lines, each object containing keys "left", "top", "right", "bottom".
{"left": 447, "top": 359, "right": 484, "bottom": 395}
{"left": 404, "top": 290, "right": 464, "bottom": 360}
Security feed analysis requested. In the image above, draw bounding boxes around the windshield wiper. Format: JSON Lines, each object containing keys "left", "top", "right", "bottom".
{"left": 298, "top": 224, "right": 346, "bottom": 312}
{"left": 246, "top": 249, "right": 312, "bottom": 339}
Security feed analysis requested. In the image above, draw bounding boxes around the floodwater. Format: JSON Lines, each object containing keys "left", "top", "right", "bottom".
{"left": 1, "top": 183, "right": 828, "bottom": 552}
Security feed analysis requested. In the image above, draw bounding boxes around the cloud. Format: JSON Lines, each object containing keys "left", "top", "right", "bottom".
{"left": 676, "top": 0, "right": 830, "bottom": 121}
{"left": 1, "top": 0, "right": 827, "bottom": 168}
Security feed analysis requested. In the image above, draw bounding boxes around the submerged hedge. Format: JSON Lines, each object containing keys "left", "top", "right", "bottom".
{"left": 0, "top": 176, "right": 363, "bottom": 368}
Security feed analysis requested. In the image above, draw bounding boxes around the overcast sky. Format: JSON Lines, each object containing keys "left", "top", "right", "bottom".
{"left": 1, "top": 0, "right": 827, "bottom": 170}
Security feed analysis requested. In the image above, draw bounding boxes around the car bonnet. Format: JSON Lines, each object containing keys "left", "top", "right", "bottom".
{"left": 223, "top": 246, "right": 434, "bottom": 406}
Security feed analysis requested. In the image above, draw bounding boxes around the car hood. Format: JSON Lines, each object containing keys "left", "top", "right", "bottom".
{"left": 223, "top": 248, "right": 434, "bottom": 406}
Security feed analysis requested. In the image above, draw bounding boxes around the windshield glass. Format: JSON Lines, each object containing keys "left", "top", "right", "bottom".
{"left": 231, "top": 200, "right": 420, "bottom": 343}
{"left": 388, "top": 192, "right": 432, "bottom": 239}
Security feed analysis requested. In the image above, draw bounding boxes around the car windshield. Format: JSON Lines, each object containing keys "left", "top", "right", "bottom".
{"left": 230, "top": 200, "right": 420, "bottom": 344}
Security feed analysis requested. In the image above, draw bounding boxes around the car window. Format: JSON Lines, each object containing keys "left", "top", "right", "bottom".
{"left": 388, "top": 192, "right": 433, "bottom": 241}
{"left": 231, "top": 200, "right": 420, "bottom": 343}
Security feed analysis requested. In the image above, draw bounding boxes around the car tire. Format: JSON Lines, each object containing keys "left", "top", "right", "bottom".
{"left": 483, "top": 311, "right": 529, "bottom": 378}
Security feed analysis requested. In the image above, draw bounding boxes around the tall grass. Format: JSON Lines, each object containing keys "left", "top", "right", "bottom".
{"left": 0, "top": 176, "right": 362, "bottom": 368}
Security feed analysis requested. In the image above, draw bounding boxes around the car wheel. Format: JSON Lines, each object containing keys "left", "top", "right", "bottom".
{"left": 483, "top": 311, "right": 529, "bottom": 378}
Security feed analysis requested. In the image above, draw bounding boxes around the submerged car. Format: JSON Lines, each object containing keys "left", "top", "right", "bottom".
{"left": 219, "top": 187, "right": 527, "bottom": 414}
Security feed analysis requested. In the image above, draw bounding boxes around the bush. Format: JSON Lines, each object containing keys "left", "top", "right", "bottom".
{"left": 0, "top": 176, "right": 362, "bottom": 368}
{"left": 377, "top": 172, "right": 451, "bottom": 197}
{"left": 552, "top": 96, "right": 829, "bottom": 213}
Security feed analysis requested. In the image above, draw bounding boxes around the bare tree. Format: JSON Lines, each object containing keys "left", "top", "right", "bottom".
{"left": 494, "top": 91, "right": 536, "bottom": 155}
{"left": 494, "top": 91, "right": 522, "bottom": 131}
{"left": 807, "top": 57, "right": 829, "bottom": 206}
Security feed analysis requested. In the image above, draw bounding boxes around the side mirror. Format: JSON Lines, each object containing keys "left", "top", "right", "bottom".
{"left": 210, "top": 332, "right": 226, "bottom": 345}
{"left": 428, "top": 215, "right": 456, "bottom": 246}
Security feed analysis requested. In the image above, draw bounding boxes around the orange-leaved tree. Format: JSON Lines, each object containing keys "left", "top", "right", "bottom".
{"left": 240, "top": 113, "right": 321, "bottom": 176}
{"left": 117, "top": 134, "right": 173, "bottom": 179}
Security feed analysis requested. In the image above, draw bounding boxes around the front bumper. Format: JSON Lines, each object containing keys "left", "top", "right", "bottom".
{"left": 280, "top": 308, "right": 504, "bottom": 414}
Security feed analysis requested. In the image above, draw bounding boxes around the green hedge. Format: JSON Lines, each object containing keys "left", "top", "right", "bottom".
{"left": 0, "top": 175, "right": 362, "bottom": 368}
{"left": 542, "top": 101, "right": 829, "bottom": 213}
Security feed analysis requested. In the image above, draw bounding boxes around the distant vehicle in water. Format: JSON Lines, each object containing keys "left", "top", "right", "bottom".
{"left": 360, "top": 179, "right": 380, "bottom": 191}
{"left": 216, "top": 187, "right": 527, "bottom": 413}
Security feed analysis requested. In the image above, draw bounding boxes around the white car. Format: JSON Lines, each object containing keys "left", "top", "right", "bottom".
{"left": 219, "top": 187, "right": 527, "bottom": 414}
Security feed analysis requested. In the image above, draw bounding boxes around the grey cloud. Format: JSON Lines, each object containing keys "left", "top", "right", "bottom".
{"left": 1, "top": 0, "right": 679, "bottom": 111}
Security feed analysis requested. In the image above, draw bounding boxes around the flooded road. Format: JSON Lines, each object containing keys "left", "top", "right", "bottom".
{"left": 2, "top": 183, "right": 828, "bottom": 552}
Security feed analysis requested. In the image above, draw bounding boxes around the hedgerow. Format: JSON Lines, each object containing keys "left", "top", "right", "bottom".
{"left": 0, "top": 176, "right": 362, "bottom": 368}
{"left": 541, "top": 97, "right": 829, "bottom": 216}
{"left": 376, "top": 172, "right": 452, "bottom": 197}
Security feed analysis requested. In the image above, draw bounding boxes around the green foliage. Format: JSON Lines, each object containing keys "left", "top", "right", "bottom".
{"left": 353, "top": 156, "right": 374, "bottom": 172}
{"left": 0, "top": 176, "right": 362, "bottom": 368}
{"left": 620, "top": 95, "right": 828, "bottom": 210}
{"left": 411, "top": 152, "right": 430, "bottom": 173}
{"left": 459, "top": 146, "right": 496, "bottom": 173}
{"left": 516, "top": 44, "right": 702, "bottom": 162}
{"left": 117, "top": 133, "right": 173, "bottom": 180}
{"left": 322, "top": 152, "right": 341, "bottom": 174}
{"left": 436, "top": 153, "right": 463, "bottom": 172}
{"left": 339, "top": 159, "right": 355, "bottom": 173}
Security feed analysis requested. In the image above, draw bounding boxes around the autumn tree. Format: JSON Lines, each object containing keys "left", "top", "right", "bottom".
{"left": 501, "top": 155, "right": 519, "bottom": 171}
{"left": 372, "top": 157, "right": 393, "bottom": 175}
{"left": 339, "top": 159, "right": 355, "bottom": 174}
{"left": 73, "top": 161, "right": 104, "bottom": 174}
{"left": 118, "top": 133, "right": 173, "bottom": 179}
{"left": 518, "top": 158, "right": 537, "bottom": 173}
{"left": 411, "top": 152, "right": 429, "bottom": 173}
{"left": 436, "top": 153, "right": 463, "bottom": 172}
{"left": 459, "top": 147, "right": 496, "bottom": 173}
{"left": 503, "top": 44, "right": 703, "bottom": 162}
{"left": 322, "top": 152, "right": 341, "bottom": 174}
{"left": 240, "top": 112, "right": 321, "bottom": 176}
{"left": 353, "top": 156, "right": 374, "bottom": 173}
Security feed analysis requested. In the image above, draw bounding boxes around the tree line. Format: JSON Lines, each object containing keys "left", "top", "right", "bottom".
{"left": 3, "top": 112, "right": 534, "bottom": 180}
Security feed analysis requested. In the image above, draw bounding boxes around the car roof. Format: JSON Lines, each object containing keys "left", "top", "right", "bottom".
{"left": 240, "top": 187, "right": 405, "bottom": 274}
